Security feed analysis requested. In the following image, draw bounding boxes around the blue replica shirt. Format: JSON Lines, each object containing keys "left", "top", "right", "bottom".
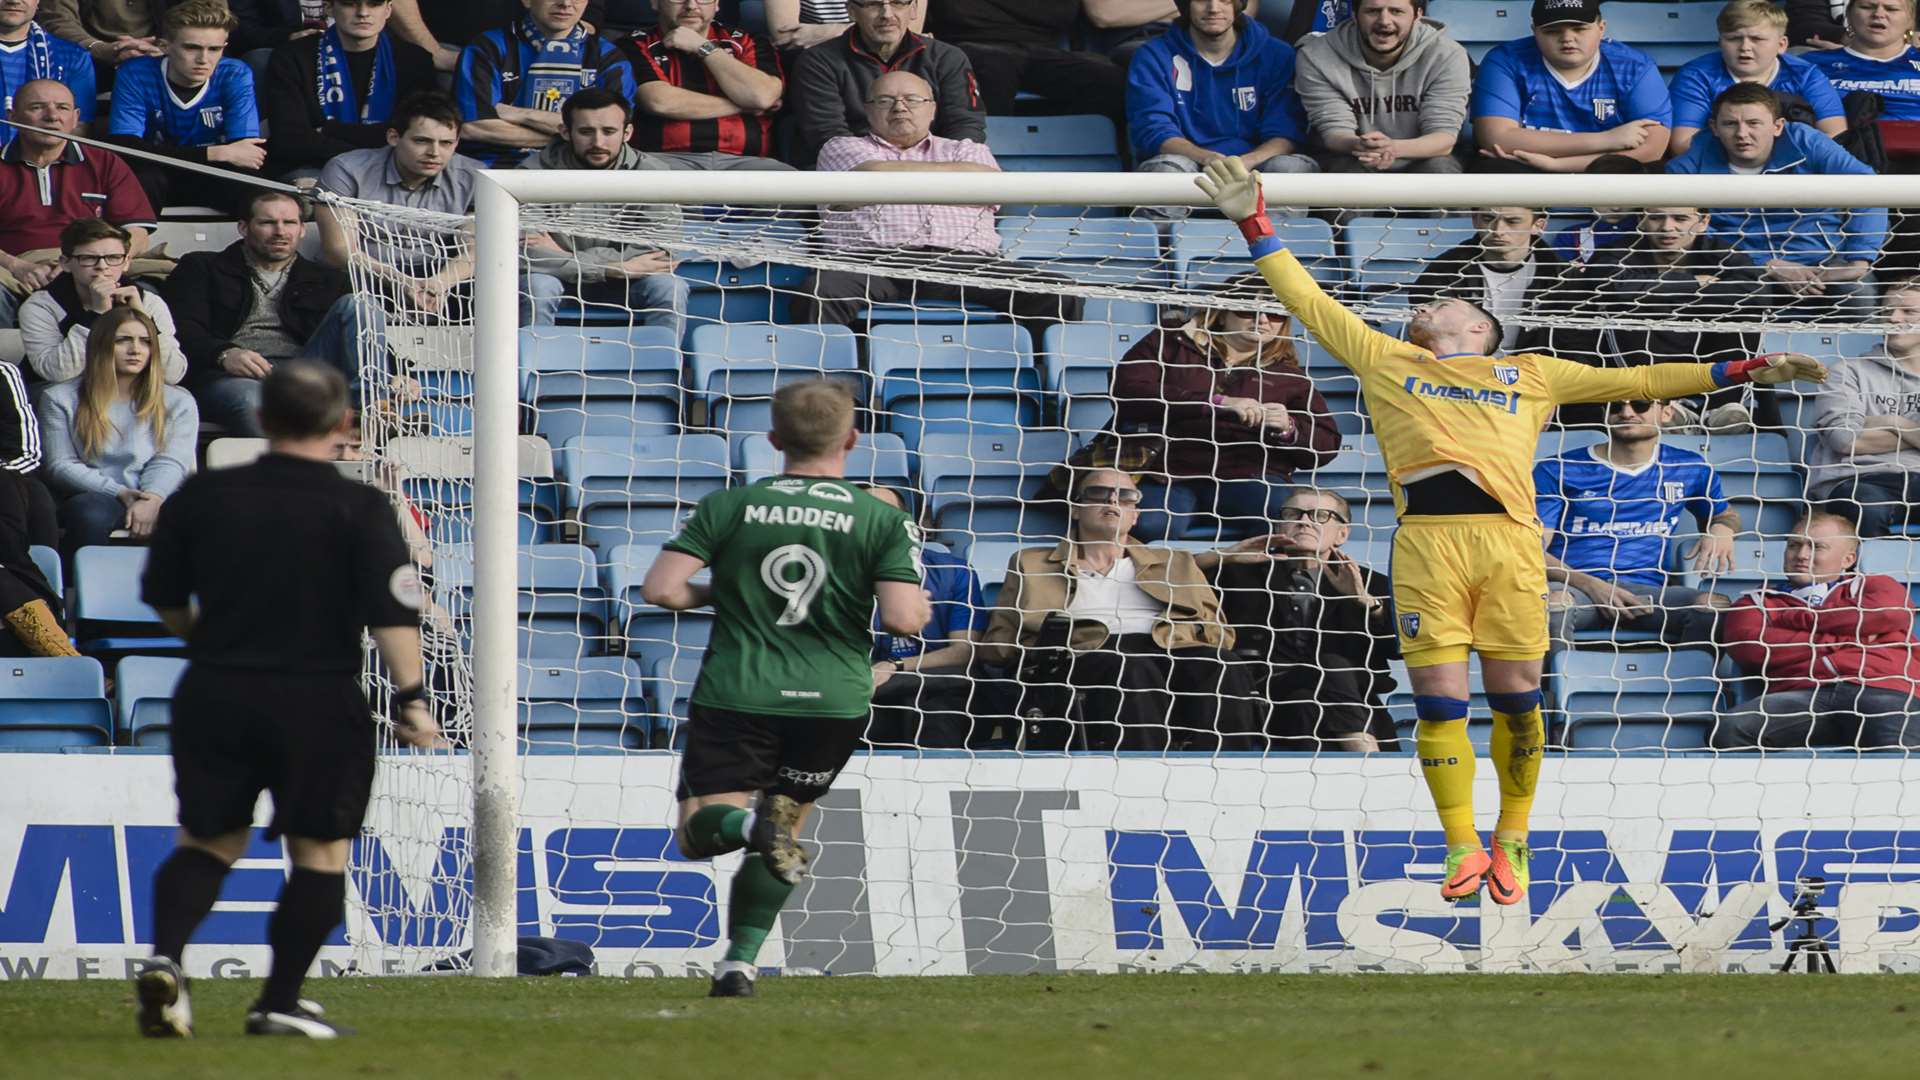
{"left": 1306, "top": 0, "right": 1353, "bottom": 34}
{"left": 875, "top": 545, "right": 985, "bottom": 662}
{"left": 1126, "top": 18, "right": 1307, "bottom": 157}
{"left": 106, "top": 55, "right": 259, "bottom": 147}
{"left": 1535, "top": 442, "right": 1729, "bottom": 588}
{"left": 1805, "top": 46, "right": 1920, "bottom": 121}
{"left": 0, "top": 28, "right": 96, "bottom": 147}
{"left": 1472, "top": 37, "right": 1673, "bottom": 133}
{"left": 1667, "top": 50, "right": 1846, "bottom": 132}
{"left": 1547, "top": 215, "right": 1635, "bottom": 263}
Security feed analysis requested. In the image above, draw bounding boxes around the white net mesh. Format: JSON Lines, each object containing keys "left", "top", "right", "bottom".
{"left": 326, "top": 182, "right": 1920, "bottom": 977}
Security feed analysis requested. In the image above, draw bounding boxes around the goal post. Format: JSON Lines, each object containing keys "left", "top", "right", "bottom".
{"left": 334, "top": 167, "right": 1920, "bottom": 978}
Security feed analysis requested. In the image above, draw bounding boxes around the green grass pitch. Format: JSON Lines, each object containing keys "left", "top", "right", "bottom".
{"left": 10, "top": 974, "right": 1920, "bottom": 1079}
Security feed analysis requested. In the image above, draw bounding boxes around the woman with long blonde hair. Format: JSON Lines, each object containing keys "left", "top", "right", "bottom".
{"left": 40, "top": 305, "right": 199, "bottom": 558}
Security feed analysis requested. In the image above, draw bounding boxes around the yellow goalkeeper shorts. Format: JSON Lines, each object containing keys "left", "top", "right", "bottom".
{"left": 1390, "top": 514, "right": 1549, "bottom": 666}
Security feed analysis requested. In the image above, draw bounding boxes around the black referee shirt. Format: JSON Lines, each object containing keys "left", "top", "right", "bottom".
{"left": 142, "top": 454, "right": 422, "bottom": 674}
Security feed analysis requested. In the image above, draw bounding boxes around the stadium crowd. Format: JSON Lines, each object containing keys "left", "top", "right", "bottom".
{"left": 1, "top": 0, "right": 1919, "bottom": 753}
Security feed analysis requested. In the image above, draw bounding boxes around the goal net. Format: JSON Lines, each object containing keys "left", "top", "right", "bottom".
{"left": 326, "top": 170, "right": 1920, "bottom": 979}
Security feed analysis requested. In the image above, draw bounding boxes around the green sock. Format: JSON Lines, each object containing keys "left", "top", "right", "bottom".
{"left": 723, "top": 854, "right": 795, "bottom": 964}
{"left": 684, "top": 805, "right": 751, "bottom": 859}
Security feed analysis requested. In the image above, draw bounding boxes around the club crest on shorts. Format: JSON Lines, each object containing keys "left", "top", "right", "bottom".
{"left": 1400, "top": 612, "right": 1421, "bottom": 638}
{"left": 1492, "top": 364, "right": 1520, "bottom": 386}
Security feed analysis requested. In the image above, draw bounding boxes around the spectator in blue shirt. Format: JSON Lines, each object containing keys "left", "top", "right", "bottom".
{"left": 104, "top": 0, "right": 262, "bottom": 212}
{"left": 1804, "top": 0, "right": 1920, "bottom": 121}
{"left": 1128, "top": 0, "right": 1314, "bottom": 209}
{"left": 453, "top": 0, "right": 635, "bottom": 166}
{"left": 1536, "top": 399, "right": 1739, "bottom": 647}
{"left": 0, "top": 0, "right": 95, "bottom": 148}
{"left": 860, "top": 485, "right": 988, "bottom": 748}
{"left": 1668, "top": 1, "right": 1846, "bottom": 156}
{"left": 1667, "top": 82, "right": 1884, "bottom": 317}
{"left": 1471, "top": 0, "right": 1672, "bottom": 173}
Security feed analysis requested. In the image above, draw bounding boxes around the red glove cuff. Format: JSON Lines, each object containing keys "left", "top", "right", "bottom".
{"left": 1721, "top": 355, "right": 1780, "bottom": 384}
{"left": 1236, "top": 184, "right": 1274, "bottom": 247}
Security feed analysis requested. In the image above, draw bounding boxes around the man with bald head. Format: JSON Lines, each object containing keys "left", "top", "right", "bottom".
{"left": 795, "top": 69, "right": 1082, "bottom": 332}
{"left": 791, "top": 0, "right": 984, "bottom": 169}
{"left": 0, "top": 79, "right": 154, "bottom": 328}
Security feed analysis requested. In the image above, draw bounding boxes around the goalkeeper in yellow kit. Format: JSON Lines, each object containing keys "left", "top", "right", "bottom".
{"left": 1196, "top": 159, "right": 1828, "bottom": 906}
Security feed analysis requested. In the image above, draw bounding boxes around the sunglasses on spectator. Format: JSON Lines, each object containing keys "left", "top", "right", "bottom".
{"left": 68, "top": 252, "right": 128, "bottom": 267}
{"left": 1278, "top": 506, "right": 1348, "bottom": 524}
{"left": 1078, "top": 485, "right": 1143, "bottom": 506}
{"left": 867, "top": 95, "right": 935, "bottom": 109}
{"left": 1608, "top": 400, "right": 1657, "bottom": 415}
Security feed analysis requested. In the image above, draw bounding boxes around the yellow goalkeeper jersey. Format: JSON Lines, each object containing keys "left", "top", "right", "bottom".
{"left": 1254, "top": 249, "right": 1726, "bottom": 533}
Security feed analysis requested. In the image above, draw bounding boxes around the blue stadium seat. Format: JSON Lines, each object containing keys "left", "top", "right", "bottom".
{"left": 1172, "top": 218, "right": 1341, "bottom": 292}
{"left": 869, "top": 324, "right": 1042, "bottom": 452}
{"left": 1600, "top": 2, "right": 1722, "bottom": 69}
{"left": 1001, "top": 218, "right": 1164, "bottom": 322}
{"left": 967, "top": 540, "right": 1031, "bottom": 609}
{"left": 72, "top": 547, "right": 185, "bottom": 661}
{"left": 0, "top": 657, "right": 111, "bottom": 749}
{"left": 686, "top": 322, "right": 863, "bottom": 434}
{"left": 519, "top": 657, "right": 649, "bottom": 750}
{"left": 646, "top": 654, "right": 703, "bottom": 748}
{"left": 519, "top": 326, "right": 681, "bottom": 447}
{"left": 1063, "top": 395, "right": 1117, "bottom": 441}
{"left": 1039, "top": 321, "right": 1157, "bottom": 397}
{"left": 388, "top": 435, "right": 559, "bottom": 546}
{"left": 985, "top": 115, "right": 1122, "bottom": 172}
{"left": 1551, "top": 648, "right": 1720, "bottom": 749}
{"left": 675, "top": 217, "right": 812, "bottom": 330}
{"left": 1675, "top": 535, "right": 1781, "bottom": 595}
{"left": 1856, "top": 539, "right": 1920, "bottom": 610}
{"left": 1345, "top": 216, "right": 1476, "bottom": 295}
{"left": 116, "top": 655, "right": 186, "bottom": 748}
{"left": 29, "top": 544, "right": 60, "bottom": 602}
{"left": 736, "top": 432, "right": 914, "bottom": 500}
{"left": 436, "top": 544, "right": 609, "bottom": 658}
{"left": 603, "top": 543, "right": 715, "bottom": 671}
{"left": 919, "top": 432, "right": 1073, "bottom": 552}
{"left": 557, "top": 434, "right": 729, "bottom": 551}
{"left": 1425, "top": 1, "right": 1530, "bottom": 63}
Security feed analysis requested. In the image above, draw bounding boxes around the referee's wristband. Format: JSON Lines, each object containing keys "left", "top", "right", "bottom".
{"left": 392, "top": 685, "right": 428, "bottom": 706}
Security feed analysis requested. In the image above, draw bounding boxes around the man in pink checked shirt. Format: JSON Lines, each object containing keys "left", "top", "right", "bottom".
{"left": 794, "top": 69, "right": 1083, "bottom": 330}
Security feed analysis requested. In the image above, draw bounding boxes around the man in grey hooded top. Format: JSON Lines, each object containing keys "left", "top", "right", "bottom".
{"left": 1810, "top": 281, "right": 1920, "bottom": 537}
{"left": 1294, "top": 0, "right": 1469, "bottom": 173}
{"left": 519, "top": 86, "right": 688, "bottom": 340}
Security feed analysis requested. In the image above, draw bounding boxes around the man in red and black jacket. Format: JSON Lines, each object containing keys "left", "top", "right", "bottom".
{"left": 622, "top": 0, "right": 793, "bottom": 169}
{"left": 790, "top": 0, "right": 984, "bottom": 168}
{"left": 1713, "top": 510, "right": 1920, "bottom": 749}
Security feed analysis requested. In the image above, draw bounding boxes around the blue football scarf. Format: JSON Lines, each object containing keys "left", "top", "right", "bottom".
{"left": 516, "top": 14, "right": 594, "bottom": 112}
{"left": 315, "top": 29, "right": 396, "bottom": 124}
{"left": 1, "top": 23, "right": 59, "bottom": 109}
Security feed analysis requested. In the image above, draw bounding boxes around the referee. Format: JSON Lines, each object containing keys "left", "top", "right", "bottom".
{"left": 133, "top": 360, "right": 440, "bottom": 1039}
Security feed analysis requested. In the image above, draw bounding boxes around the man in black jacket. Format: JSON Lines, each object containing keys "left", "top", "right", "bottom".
{"left": 261, "top": 0, "right": 439, "bottom": 179}
{"left": 1211, "top": 487, "right": 1401, "bottom": 752}
{"left": 162, "top": 189, "right": 382, "bottom": 435}
{"left": 1537, "top": 206, "right": 1768, "bottom": 430}
{"left": 790, "top": 0, "right": 985, "bottom": 168}
{"left": 1407, "top": 205, "right": 1568, "bottom": 355}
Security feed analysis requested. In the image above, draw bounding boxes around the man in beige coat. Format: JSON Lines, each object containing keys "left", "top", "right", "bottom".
{"left": 979, "top": 467, "right": 1262, "bottom": 751}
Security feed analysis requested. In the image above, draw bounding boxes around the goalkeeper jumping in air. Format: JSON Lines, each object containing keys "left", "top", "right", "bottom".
{"left": 1196, "top": 158, "right": 1827, "bottom": 906}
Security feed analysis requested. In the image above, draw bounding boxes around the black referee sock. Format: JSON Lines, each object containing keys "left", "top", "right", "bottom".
{"left": 151, "top": 846, "right": 232, "bottom": 964}
{"left": 259, "top": 868, "right": 346, "bottom": 1014}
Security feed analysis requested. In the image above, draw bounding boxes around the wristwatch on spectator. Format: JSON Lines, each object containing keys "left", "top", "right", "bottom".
{"left": 697, "top": 41, "right": 720, "bottom": 58}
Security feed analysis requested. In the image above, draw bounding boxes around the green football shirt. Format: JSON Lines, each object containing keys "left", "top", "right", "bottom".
{"left": 663, "top": 475, "right": 923, "bottom": 718}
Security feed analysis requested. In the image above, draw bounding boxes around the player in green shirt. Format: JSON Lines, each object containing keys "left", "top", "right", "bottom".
{"left": 642, "top": 380, "right": 931, "bottom": 998}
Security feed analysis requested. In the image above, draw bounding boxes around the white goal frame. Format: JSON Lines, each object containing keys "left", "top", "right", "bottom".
{"left": 464, "top": 169, "right": 1918, "bottom": 976}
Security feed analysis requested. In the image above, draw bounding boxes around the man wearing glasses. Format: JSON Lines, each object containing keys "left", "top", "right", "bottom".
{"left": 1210, "top": 487, "right": 1402, "bottom": 752}
{"left": 797, "top": 69, "right": 1081, "bottom": 330}
{"left": 978, "top": 467, "right": 1262, "bottom": 751}
{"left": 18, "top": 218, "right": 187, "bottom": 388}
{"left": 1534, "top": 397, "right": 1737, "bottom": 648}
{"left": 621, "top": 0, "right": 791, "bottom": 170}
{"left": 790, "top": 0, "right": 983, "bottom": 169}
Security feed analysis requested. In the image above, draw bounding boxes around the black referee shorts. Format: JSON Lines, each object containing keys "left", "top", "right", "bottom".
{"left": 170, "top": 666, "right": 377, "bottom": 842}
{"left": 675, "top": 704, "right": 865, "bottom": 804}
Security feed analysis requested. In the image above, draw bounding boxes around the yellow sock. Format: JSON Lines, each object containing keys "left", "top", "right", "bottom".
{"left": 1415, "top": 718, "right": 1478, "bottom": 849}
{"left": 1488, "top": 692, "right": 1545, "bottom": 840}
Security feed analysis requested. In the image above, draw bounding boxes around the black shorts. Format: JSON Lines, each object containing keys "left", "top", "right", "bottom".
{"left": 170, "top": 666, "right": 377, "bottom": 841}
{"left": 674, "top": 704, "right": 866, "bottom": 804}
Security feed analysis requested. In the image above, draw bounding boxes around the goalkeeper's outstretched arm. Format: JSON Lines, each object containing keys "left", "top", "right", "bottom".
{"left": 1195, "top": 158, "right": 1400, "bottom": 375}
{"left": 1537, "top": 353, "right": 1830, "bottom": 405}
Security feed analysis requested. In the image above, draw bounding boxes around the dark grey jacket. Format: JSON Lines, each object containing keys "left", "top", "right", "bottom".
{"left": 790, "top": 29, "right": 986, "bottom": 169}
